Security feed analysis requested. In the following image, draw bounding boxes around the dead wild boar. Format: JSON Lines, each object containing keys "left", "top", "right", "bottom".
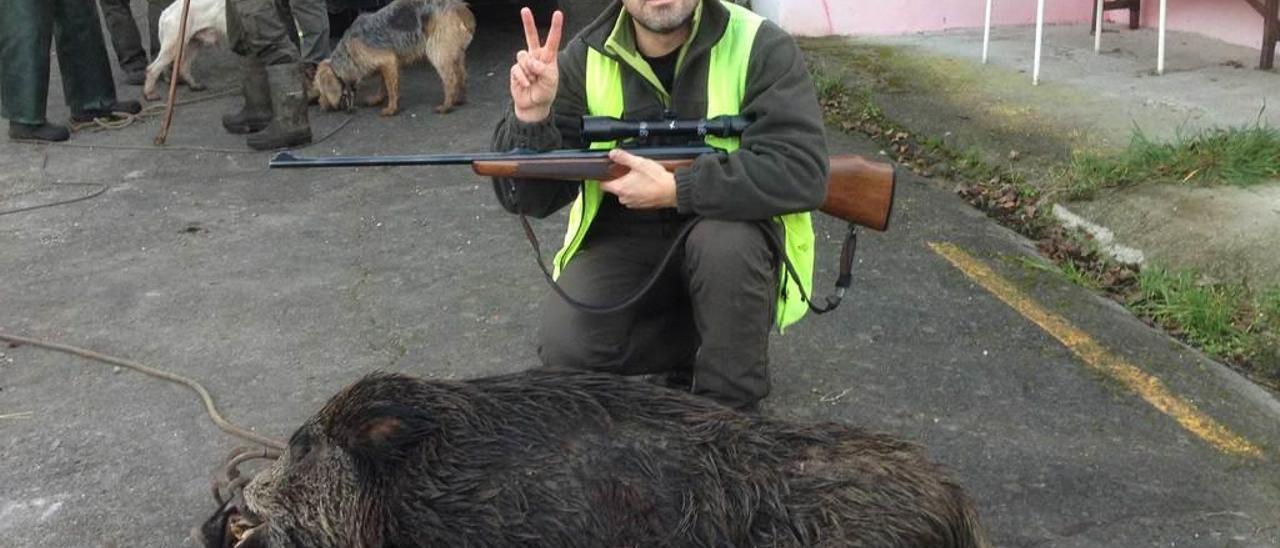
{"left": 219, "top": 370, "right": 989, "bottom": 547}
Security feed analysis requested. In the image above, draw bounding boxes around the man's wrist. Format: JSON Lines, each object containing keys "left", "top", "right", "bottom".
{"left": 514, "top": 105, "right": 552, "bottom": 123}
{"left": 674, "top": 167, "right": 697, "bottom": 214}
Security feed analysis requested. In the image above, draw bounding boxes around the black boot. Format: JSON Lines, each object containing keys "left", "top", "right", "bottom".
{"left": 70, "top": 100, "right": 143, "bottom": 123}
{"left": 8, "top": 122, "right": 70, "bottom": 142}
{"left": 222, "top": 60, "right": 272, "bottom": 134}
{"left": 246, "top": 63, "right": 312, "bottom": 151}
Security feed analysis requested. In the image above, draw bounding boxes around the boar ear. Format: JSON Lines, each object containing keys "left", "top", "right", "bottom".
{"left": 343, "top": 402, "right": 436, "bottom": 456}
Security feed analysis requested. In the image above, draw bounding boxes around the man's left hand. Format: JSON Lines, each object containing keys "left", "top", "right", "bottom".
{"left": 600, "top": 149, "right": 678, "bottom": 209}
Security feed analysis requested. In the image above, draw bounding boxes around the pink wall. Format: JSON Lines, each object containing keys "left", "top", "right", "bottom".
{"left": 757, "top": 0, "right": 1276, "bottom": 59}
{"left": 756, "top": 0, "right": 1096, "bottom": 37}
{"left": 1134, "top": 0, "right": 1276, "bottom": 52}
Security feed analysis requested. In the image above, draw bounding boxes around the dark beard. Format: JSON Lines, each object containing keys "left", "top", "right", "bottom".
{"left": 633, "top": 5, "right": 696, "bottom": 34}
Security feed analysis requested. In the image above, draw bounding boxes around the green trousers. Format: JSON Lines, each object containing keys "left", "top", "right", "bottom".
{"left": 0, "top": 0, "right": 118, "bottom": 125}
{"left": 149, "top": 0, "right": 173, "bottom": 57}
{"left": 227, "top": 0, "right": 301, "bottom": 66}
{"left": 537, "top": 219, "right": 780, "bottom": 410}
{"left": 97, "top": 0, "right": 150, "bottom": 74}
{"left": 289, "top": 0, "right": 331, "bottom": 65}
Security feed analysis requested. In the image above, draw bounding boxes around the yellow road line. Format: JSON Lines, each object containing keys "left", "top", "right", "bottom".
{"left": 928, "top": 242, "right": 1263, "bottom": 459}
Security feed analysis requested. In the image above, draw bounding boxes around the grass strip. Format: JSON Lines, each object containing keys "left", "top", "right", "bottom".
{"left": 1065, "top": 125, "right": 1280, "bottom": 199}
{"left": 806, "top": 59, "right": 1280, "bottom": 388}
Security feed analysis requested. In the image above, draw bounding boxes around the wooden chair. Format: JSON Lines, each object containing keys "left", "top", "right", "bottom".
{"left": 1258, "top": 0, "right": 1278, "bottom": 69}
{"left": 1090, "top": 0, "right": 1141, "bottom": 33}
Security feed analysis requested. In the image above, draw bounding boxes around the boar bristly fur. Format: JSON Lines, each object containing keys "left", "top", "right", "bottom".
{"left": 239, "top": 370, "right": 989, "bottom": 547}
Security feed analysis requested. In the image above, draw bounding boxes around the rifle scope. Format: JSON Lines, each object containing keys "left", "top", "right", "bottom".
{"left": 581, "top": 115, "right": 750, "bottom": 142}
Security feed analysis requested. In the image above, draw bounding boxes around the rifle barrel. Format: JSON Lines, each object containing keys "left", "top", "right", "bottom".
{"left": 269, "top": 150, "right": 507, "bottom": 168}
{"left": 268, "top": 146, "right": 722, "bottom": 169}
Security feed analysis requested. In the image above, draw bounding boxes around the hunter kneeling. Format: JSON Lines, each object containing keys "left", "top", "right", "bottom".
{"left": 491, "top": 0, "right": 830, "bottom": 411}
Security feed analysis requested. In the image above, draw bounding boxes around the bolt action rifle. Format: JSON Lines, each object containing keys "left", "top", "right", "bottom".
{"left": 269, "top": 115, "right": 896, "bottom": 314}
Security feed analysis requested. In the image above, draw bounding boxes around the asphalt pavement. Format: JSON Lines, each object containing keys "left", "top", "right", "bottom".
{"left": 1, "top": 13, "right": 1278, "bottom": 548}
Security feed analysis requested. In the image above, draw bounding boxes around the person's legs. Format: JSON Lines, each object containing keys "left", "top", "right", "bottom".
{"left": 147, "top": 0, "right": 172, "bottom": 57}
{"left": 327, "top": 8, "right": 358, "bottom": 43}
{"left": 228, "top": 0, "right": 310, "bottom": 149}
{"left": 1, "top": 0, "right": 55, "bottom": 128}
{"left": 288, "top": 0, "right": 330, "bottom": 65}
{"left": 52, "top": 0, "right": 122, "bottom": 117}
{"left": 538, "top": 232, "right": 698, "bottom": 377}
{"left": 228, "top": 0, "right": 299, "bottom": 65}
{"left": 96, "top": 0, "right": 149, "bottom": 83}
{"left": 681, "top": 219, "right": 779, "bottom": 410}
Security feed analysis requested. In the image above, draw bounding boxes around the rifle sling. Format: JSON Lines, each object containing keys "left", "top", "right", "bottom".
{"left": 518, "top": 214, "right": 701, "bottom": 315}
{"left": 753, "top": 221, "right": 857, "bottom": 315}
{"left": 517, "top": 215, "right": 857, "bottom": 317}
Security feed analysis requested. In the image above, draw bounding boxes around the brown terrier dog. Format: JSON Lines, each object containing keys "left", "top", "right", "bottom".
{"left": 313, "top": 0, "right": 475, "bottom": 116}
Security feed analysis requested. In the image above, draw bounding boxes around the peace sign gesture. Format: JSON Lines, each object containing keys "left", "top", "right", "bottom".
{"left": 510, "top": 8, "right": 564, "bottom": 123}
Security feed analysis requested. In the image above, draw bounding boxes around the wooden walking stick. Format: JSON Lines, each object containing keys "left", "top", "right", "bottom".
{"left": 153, "top": 0, "right": 194, "bottom": 145}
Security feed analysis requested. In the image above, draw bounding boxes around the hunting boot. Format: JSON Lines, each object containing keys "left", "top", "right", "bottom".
{"left": 8, "top": 122, "right": 70, "bottom": 142}
{"left": 246, "top": 63, "right": 312, "bottom": 150}
{"left": 222, "top": 59, "right": 272, "bottom": 134}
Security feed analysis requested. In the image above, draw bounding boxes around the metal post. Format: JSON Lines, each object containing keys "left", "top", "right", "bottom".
{"left": 1157, "top": 0, "right": 1167, "bottom": 74}
{"left": 983, "top": 0, "right": 994, "bottom": 63}
{"left": 1095, "top": 0, "right": 1104, "bottom": 53}
{"left": 1033, "top": 0, "right": 1046, "bottom": 85}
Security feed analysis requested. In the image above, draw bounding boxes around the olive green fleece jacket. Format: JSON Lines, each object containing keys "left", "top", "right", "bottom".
{"left": 490, "top": 0, "right": 829, "bottom": 222}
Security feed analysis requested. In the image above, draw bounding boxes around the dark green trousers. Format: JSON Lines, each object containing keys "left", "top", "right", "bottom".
{"left": 0, "top": 0, "right": 118, "bottom": 125}
{"left": 97, "top": 0, "right": 149, "bottom": 74}
{"left": 537, "top": 219, "right": 780, "bottom": 409}
{"left": 289, "top": 0, "right": 330, "bottom": 65}
{"left": 148, "top": 0, "right": 173, "bottom": 57}
{"left": 227, "top": 0, "right": 300, "bottom": 66}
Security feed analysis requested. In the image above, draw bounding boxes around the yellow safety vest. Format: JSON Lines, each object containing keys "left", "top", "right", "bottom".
{"left": 554, "top": 2, "right": 816, "bottom": 330}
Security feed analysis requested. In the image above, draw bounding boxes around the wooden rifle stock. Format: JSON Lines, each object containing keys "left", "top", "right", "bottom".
{"left": 821, "top": 155, "right": 895, "bottom": 231}
{"left": 472, "top": 154, "right": 896, "bottom": 231}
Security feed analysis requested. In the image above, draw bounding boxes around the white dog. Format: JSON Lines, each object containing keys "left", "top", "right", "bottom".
{"left": 143, "top": 0, "right": 228, "bottom": 101}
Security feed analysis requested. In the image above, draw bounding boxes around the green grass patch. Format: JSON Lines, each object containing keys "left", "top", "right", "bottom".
{"left": 1129, "top": 266, "right": 1249, "bottom": 357}
{"left": 1065, "top": 125, "right": 1280, "bottom": 199}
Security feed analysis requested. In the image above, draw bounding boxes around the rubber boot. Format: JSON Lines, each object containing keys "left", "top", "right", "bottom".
{"left": 246, "top": 63, "right": 312, "bottom": 151}
{"left": 222, "top": 60, "right": 272, "bottom": 134}
{"left": 8, "top": 122, "right": 70, "bottom": 142}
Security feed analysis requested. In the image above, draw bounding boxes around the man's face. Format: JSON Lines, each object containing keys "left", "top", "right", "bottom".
{"left": 622, "top": 0, "right": 699, "bottom": 34}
